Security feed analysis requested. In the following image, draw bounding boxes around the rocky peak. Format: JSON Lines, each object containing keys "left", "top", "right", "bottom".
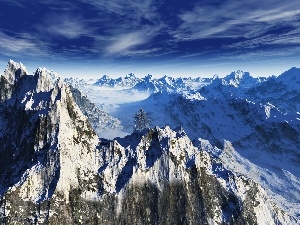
{"left": 101, "top": 75, "right": 110, "bottom": 80}
{"left": 34, "top": 67, "right": 62, "bottom": 93}
{"left": 223, "top": 70, "right": 252, "bottom": 87}
{"left": 94, "top": 73, "right": 141, "bottom": 88}
{"left": 3, "top": 59, "right": 28, "bottom": 85}
{"left": 94, "top": 75, "right": 112, "bottom": 86}
{"left": 144, "top": 74, "right": 153, "bottom": 81}
{"left": 212, "top": 74, "right": 219, "bottom": 80}
{"left": 1, "top": 60, "right": 29, "bottom": 103}
{"left": 35, "top": 67, "right": 60, "bottom": 82}
{"left": 124, "top": 73, "right": 136, "bottom": 79}
{"left": 158, "top": 75, "right": 174, "bottom": 84}
{"left": 0, "top": 61, "right": 99, "bottom": 203}
{"left": 229, "top": 70, "right": 250, "bottom": 80}
{"left": 94, "top": 125, "right": 294, "bottom": 224}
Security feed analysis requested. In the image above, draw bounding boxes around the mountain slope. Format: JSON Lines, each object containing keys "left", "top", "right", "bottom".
{"left": 69, "top": 85, "right": 122, "bottom": 132}
{"left": 200, "top": 68, "right": 300, "bottom": 115}
{"left": 246, "top": 67, "right": 300, "bottom": 114}
{"left": 0, "top": 61, "right": 101, "bottom": 222}
{"left": 95, "top": 126, "right": 294, "bottom": 224}
{"left": 64, "top": 67, "right": 300, "bottom": 221}
{"left": 109, "top": 90, "right": 300, "bottom": 219}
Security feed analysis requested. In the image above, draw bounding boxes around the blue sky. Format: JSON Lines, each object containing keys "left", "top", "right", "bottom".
{"left": 0, "top": 0, "right": 300, "bottom": 78}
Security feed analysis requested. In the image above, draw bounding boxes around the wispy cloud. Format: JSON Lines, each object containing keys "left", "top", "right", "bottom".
{"left": 211, "top": 45, "right": 300, "bottom": 64}
{"left": 1, "top": 0, "right": 169, "bottom": 59}
{"left": 102, "top": 22, "right": 167, "bottom": 56}
{"left": 0, "top": 31, "right": 39, "bottom": 53}
{"left": 1, "top": 0, "right": 299, "bottom": 65}
{"left": 225, "top": 27, "right": 300, "bottom": 49}
{"left": 84, "top": 0, "right": 159, "bottom": 24}
{"left": 174, "top": 1, "right": 300, "bottom": 40}
{"left": 83, "top": 0, "right": 167, "bottom": 56}
{"left": 1, "top": 0, "right": 26, "bottom": 8}
{"left": 105, "top": 31, "right": 152, "bottom": 55}
{"left": 36, "top": 13, "right": 91, "bottom": 39}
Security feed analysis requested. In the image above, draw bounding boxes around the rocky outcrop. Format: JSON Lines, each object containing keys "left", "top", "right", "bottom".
{"left": 68, "top": 85, "right": 122, "bottom": 133}
{"left": 0, "top": 61, "right": 101, "bottom": 224}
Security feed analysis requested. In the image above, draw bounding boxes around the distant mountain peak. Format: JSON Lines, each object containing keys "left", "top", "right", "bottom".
{"left": 90, "top": 73, "right": 213, "bottom": 93}
{"left": 99, "top": 74, "right": 110, "bottom": 80}
{"left": 144, "top": 74, "right": 153, "bottom": 80}
{"left": 212, "top": 74, "right": 219, "bottom": 80}
{"left": 228, "top": 70, "right": 250, "bottom": 80}
{"left": 94, "top": 73, "right": 141, "bottom": 87}
{"left": 278, "top": 67, "right": 300, "bottom": 81}
{"left": 125, "top": 73, "right": 136, "bottom": 78}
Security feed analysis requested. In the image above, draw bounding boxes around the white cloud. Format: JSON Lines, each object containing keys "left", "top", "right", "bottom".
{"left": 224, "top": 47, "right": 300, "bottom": 60}
{"left": 174, "top": 1, "right": 300, "bottom": 40}
{"left": 1, "top": 0, "right": 26, "bottom": 7}
{"left": 36, "top": 13, "right": 91, "bottom": 39}
{"left": 84, "top": 0, "right": 158, "bottom": 23}
{"left": 83, "top": 0, "right": 166, "bottom": 55}
{"left": 0, "top": 30, "right": 69, "bottom": 60}
{"left": 105, "top": 31, "right": 152, "bottom": 55}
{"left": 4, "top": 0, "right": 298, "bottom": 61}
{"left": 0, "top": 31, "right": 38, "bottom": 52}
{"left": 225, "top": 27, "right": 300, "bottom": 49}
{"left": 252, "top": 10, "right": 300, "bottom": 22}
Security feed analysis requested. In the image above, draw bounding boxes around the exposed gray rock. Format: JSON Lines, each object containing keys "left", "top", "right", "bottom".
{"left": 68, "top": 85, "right": 122, "bottom": 132}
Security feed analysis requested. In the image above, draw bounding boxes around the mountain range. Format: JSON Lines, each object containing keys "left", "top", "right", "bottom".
{"left": 0, "top": 60, "right": 299, "bottom": 224}
{"left": 66, "top": 72, "right": 213, "bottom": 93}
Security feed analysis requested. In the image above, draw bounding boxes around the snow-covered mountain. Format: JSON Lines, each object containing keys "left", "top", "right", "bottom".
{"left": 127, "top": 91, "right": 300, "bottom": 214}
{"left": 200, "top": 68, "right": 300, "bottom": 116}
{"left": 245, "top": 67, "right": 300, "bottom": 114}
{"left": 69, "top": 85, "right": 122, "bottom": 133}
{"left": 90, "top": 69, "right": 300, "bottom": 221}
{"left": 62, "top": 77, "right": 123, "bottom": 136}
{"left": 131, "top": 75, "right": 213, "bottom": 93}
{"left": 199, "top": 70, "right": 267, "bottom": 99}
{"left": 85, "top": 73, "right": 213, "bottom": 93}
{"left": 218, "top": 70, "right": 266, "bottom": 88}
{"left": 94, "top": 73, "right": 141, "bottom": 88}
{"left": 1, "top": 60, "right": 300, "bottom": 224}
{"left": 0, "top": 60, "right": 100, "bottom": 220}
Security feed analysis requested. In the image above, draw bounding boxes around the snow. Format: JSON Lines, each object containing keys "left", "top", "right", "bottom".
{"left": 62, "top": 68, "right": 300, "bottom": 222}
{"left": 8, "top": 59, "right": 28, "bottom": 74}
{"left": 215, "top": 140, "right": 300, "bottom": 219}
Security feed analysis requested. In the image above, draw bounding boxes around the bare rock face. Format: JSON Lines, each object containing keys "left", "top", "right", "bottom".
{"left": 0, "top": 61, "right": 298, "bottom": 224}
{"left": 69, "top": 85, "right": 122, "bottom": 133}
{"left": 0, "top": 60, "right": 27, "bottom": 102}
